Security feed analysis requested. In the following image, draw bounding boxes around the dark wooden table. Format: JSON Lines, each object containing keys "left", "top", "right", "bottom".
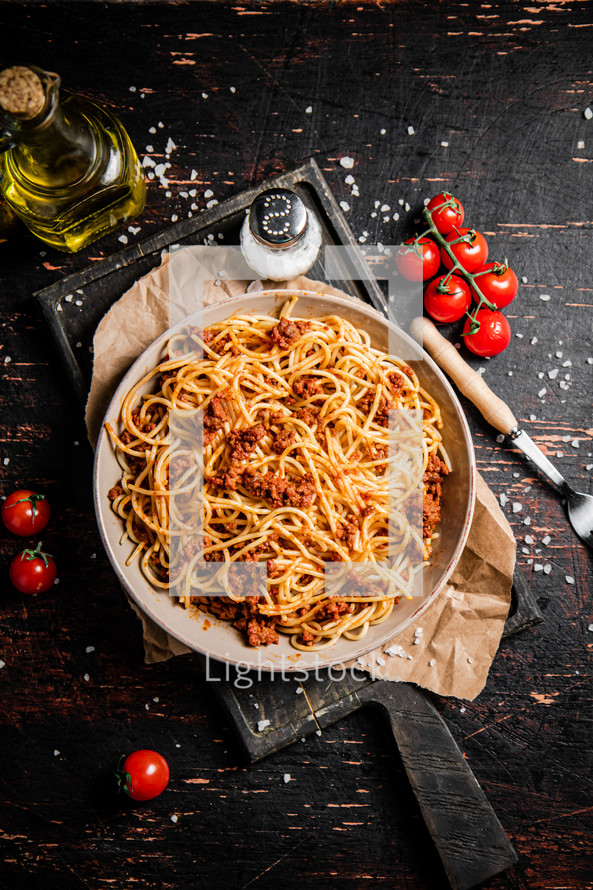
{"left": 1, "top": 3, "right": 592, "bottom": 888}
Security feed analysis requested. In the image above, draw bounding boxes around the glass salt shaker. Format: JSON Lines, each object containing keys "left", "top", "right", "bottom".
{"left": 240, "top": 187, "right": 322, "bottom": 281}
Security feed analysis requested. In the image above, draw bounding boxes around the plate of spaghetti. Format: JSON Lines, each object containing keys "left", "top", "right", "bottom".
{"left": 94, "top": 289, "right": 475, "bottom": 671}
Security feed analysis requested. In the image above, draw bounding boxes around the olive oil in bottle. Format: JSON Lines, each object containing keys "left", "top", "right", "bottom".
{"left": 0, "top": 66, "right": 146, "bottom": 252}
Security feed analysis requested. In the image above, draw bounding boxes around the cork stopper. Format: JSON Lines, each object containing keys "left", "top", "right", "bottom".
{"left": 0, "top": 66, "right": 45, "bottom": 119}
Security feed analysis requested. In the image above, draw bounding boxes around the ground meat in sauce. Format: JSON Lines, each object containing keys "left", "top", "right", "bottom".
{"left": 198, "top": 594, "right": 279, "bottom": 646}
{"left": 336, "top": 516, "right": 359, "bottom": 550}
{"left": 314, "top": 600, "right": 355, "bottom": 623}
{"left": 423, "top": 452, "right": 449, "bottom": 555}
{"left": 227, "top": 423, "right": 266, "bottom": 462}
{"left": 270, "top": 317, "right": 311, "bottom": 349}
{"left": 271, "top": 429, "right": 296, "bottom": 454}
{"left": 203, "top": 395, "right": 228, "bottom": 444}
{"left": 240, "top": 467, "right": 316, "bottom": 509}
{"left": 358, "top": 391, "right": 393, "bottom": 427}
{"left": 108, "top": 485, "right": 124, "bottom": 501}
{"left": 293, "top": 406, "right": 319, "bottom": 427}
{"left": 267, "top": 559, "right": 283, "bottom": 578}
{"left": 293, "top": 375, "right": 322, "bottom": 398}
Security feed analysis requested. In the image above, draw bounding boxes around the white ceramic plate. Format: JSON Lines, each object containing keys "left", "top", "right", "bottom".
{"left": 94, "top": 290, "right": 476, "bottom": 671}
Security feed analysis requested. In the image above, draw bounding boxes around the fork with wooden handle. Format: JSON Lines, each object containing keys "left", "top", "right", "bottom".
{"left": 411, "top": 317, "right": 593, "bottom": 551}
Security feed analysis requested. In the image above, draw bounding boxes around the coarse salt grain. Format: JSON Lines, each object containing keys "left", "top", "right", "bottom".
{"left": 54, "top": 750, "right": 60, "bottom": 757}
{"left": 538, "top": 388, "right": 547, "bottom": 398}
{"left": 500, "top": 493, "right": 508, "bottom": 506}
{"left": 544, "top": 565, "right": 552, "bottom": 574}
{"left": 305, "top": 106, "right": 312, "bottom": 114}
{"left": 85, "top": 646, "right": 95, "bottom": 654}
{"left": 572, "top": 439, "right": 580, "bottom": 448}
{"left": 440, "top": 140, "right": 449, "bottom": 147}
{"left": 584, "top": 107, "right": 593, "bottom": 120}
{"left": 524, "top": 517, "right": 532, "bottom": 525}
{"left": 429, "top": 659, "right": 436, "bottom": 667}
{"left": 548, "top": 369, "right": 559, "bottom": 379}
{"left": 83, "top": 673, "right": 90, "bottom": 682}
{"left": 565, "top": 576, "right": 575, "bottom": 584}
{"left": 407, "top": 125, "right": 415, "bottom": 135}
{"left": 230, "top": 86, "right": 236, "bottom": 93}
{"left": 534, "top": 564, "right": 543, "bottom": 572}
{"left": 524, "top": 534, "right": 534, "bottom": 544}
{"left": 512, "top": 502, "right": 522, "bottom": 513}
{"left": 295, "top": 687, "right": 303, "bottom": 694}
{"left": 588, "top": 624, "right": 593, "bottom": 632}
{"left": 171, "top": 815, "right": 178, "bottom": 823}
{"left": 522, "top": 276, "right": 528, "bottom": 284}
{"left": 0, "top": 660, "right": 5, "bottom": 670}
{"left": 542, "top": 535, "right": 551, "bottom": 545}
{"left": 467, "top": 656, "right": 473, "bottom": 664}
{"left": 380, "top": 128, "right": 386, "bottom": 135}
{"left": 540, "top": 294, "right": 551, "bottom": 302}
{"left": 283, "top": 774, "right": 291, "bottom": 784}
{"left": 257, "top": 719, "right": 270, "bottom": 731}
{"left": 340, "top": 156, "right": 354, "bottom": 169}
{"left": 4, "top": 356, "right": 11, "bottom": 363}
{"left": 376, "top": 656, "right": 386, "bottom": 666}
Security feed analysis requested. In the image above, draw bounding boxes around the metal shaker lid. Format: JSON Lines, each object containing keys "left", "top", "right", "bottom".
{"left": 248, "top": 188, "right": 308, "bottom": 248}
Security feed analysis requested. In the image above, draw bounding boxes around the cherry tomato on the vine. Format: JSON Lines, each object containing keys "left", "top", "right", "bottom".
{"left": 116, "top": 750, "right": 170, "bottom": 801}
{"left": 396, "top": 237, "right": 441, "bottom": 282}
{"left": 441, "top": 228, "right": 488, "bottom": 273}
{"left": 424, "top": 274, "right": 471, "bottom": 324}
{"left": 9, "top": 542, "right": 57, "bottom": 594}
{"left": 470, "top": 261, "right": 518, "bottom": 309}
{"left": 2, "top": 489, "right": 50, "bottom": 536}
{"left": 425, "top": 193, "right": 465, "bottom": 235}
{"left": 462, "top": 308, "right": 511, "bottom": 357}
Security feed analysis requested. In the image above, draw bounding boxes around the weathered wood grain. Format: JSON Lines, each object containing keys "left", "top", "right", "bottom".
{"left": 0, "top": 2, "right": 592, "bottom": 889}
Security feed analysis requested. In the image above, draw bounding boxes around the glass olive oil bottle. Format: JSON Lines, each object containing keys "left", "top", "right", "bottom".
{"left": 0, "top": 66, "right": 146, "bottom": 252}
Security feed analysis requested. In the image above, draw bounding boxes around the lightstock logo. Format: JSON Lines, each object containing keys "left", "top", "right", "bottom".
{"left": 162, "top": 242, "right": 426, "bottom": 677}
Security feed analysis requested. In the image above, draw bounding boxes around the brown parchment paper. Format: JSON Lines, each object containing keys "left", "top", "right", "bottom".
{"left": 86, "top": 256, "right": 516, "bottom": 700}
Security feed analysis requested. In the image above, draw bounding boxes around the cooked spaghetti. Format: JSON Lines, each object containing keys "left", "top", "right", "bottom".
{"left": 106, "top": 297, "right": 450, "bottom": 650}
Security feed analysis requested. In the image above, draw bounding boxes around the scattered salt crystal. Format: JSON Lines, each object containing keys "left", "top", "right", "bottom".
{"left": 305, "top": 106, "right": 312, "bottom": 114}
{"left": 171, "top": 214, "right": 178, "bottom": 223}
{"left": 496, "top": 433, "right": 505, "bottom": 443}
{"left": 414, "top": 628, "right": 423, "bottom": 637}
{"left": 54, "top": 750, "right": 60, "bottom": 757}
{"left": 376, "top": 656, "right": 385, "bottom": 666}
{"left": 428, "top": 659, "right": 436, "bottom": 667}
{"left": 512, "top": 502, "right": 522, "bottom": 513}
{"left": 467, "top": 656, "right": 473, "bottom": 664}
{"left": 385, "top": 644, "right": 406, "bottom": 657}
{"left": 587, "top": 358, "right": 593, "bottom": 364}
{"left": 540, "top": 294, "right": 551, "bottom": 302}
{"left": 556, "top": 351, "right": 563, "bottom": 358}
{"left": 584, "top": 107, "right": 593, "bottom": 120}
{"left": 543, "top": 565, "right": 552, "bottom": 574}
{"left": 316, "top": 729, "right": 322, "bottom": 736}
{"left": 460, "top": 706, "right": 466, "bottom": 713}
{"left": 524, "top": 535, "right": 534, "bottom": 544}
{"left": 562, "top": 360, "right": 572, "bottom": 367}
{"left": 230, "top": 86, "right": 236, "bottom": 93}
{"left": 283, "top": 774, "right": 291, "bottom": 784}
{"left": 534, "top": 564, "right": 543, "bottom": 572}
{"left": 153, "top": 697, "right": 159, "bottom": 703}
{"left": 578, "top": 140, "right": 585, "bottom": 148}
{"left": 371, "top": 212, "right": 377, "bottom": 218}
{"left": 4, "top": 356, "right": 11, "bottom": 363}
{"left": 171, "top": 815, "right": 178, "bottom": 823}
{"left": 404, "top": 202, "right": 411, "bottom": 211}
{"left": 440, "top": 140, "right": 449, "bottom": 147}
{"left": 83, "top": 673, "right": 90, "bottom": 682}
{"left": 357, "top": 657, "right": 365, "bottom": 664}
{"left": 538, "top": 388, "right": 547, "bottom": 398}
{"left": 508, "top": 371, "right": 513, "bottom": 377}
{"left": 542, "top": 535, "right": 551, "bottom": 545}
{"left": 588, "top": 624, "right": 593, "bottom": 632}
{"left": 118, "top": 235, "right": 128, "bottom": 245}
{"left": 145, "top": 144, "right": 154, "bottom": 153}
{"left": 565, "top": 576, "right": 575, "bottom": 585}
{"left": 380, "top": 128, "right": 386, "bottom": 135}
{"left": 522, "top": 276, "right": 528, "bottom": 284}
{"left": 530, "top": 414, "right": 537, "bottom": 421}
{"left": 392, "top": 212, "right": 399, "bottom": 221}
{"left": 522, "top": 547, "right": 529, "bottom": 554}
{"left": 571, "top": 439, "right": 579, "bottom": 448}
{"left": 407, "top": 125, "right": 415, "bottom": 135}
{"left": 499, "top": 493, "right": 508, "bottom": 506}
{"left": 3, "top": 458, "right": 9, "bottom": 466}
{"left": 407, "top": 655, "right": 413, "bottom": 660}
{"left": 516, "top": 333, "right": 524, "bottom": 339}
{"left": 380, "top": 204, "right": 390, "bottom": 212}
{"left": 129, "top": 86, "right": 137, "bottom": 92}
{"left": 158, "top": 121, "right": 164, "bottom": 128}
{"left": 257, "top": 719, "right": 270, "bottom": 731}
{"left": 531, "top": 337, "right": 538, "bottom": 345}
{"left": 154, "top": 163, "right": 167, "bottom": 176}
{"left": 295, "top": 687, "right": 303, "bottom": 694}
{"left": 548, "top": 369, "right": 559, "bottom": 380}
{"left": 557, "top": 451, "right": 563, "bottom": 458}
{"left": 165, "top": 137, "right": 176, "bottom": 155}
{"left": 562, "top": 435, "right": 571, "bottom": 442}
{"left": 524, "top": 517, "right": 532, "bottom": 525}
{"left": 398, "top": 198, "right": 404, "bottom": 206}
{"left": 206, "top": 199, "right": 218, "bottom": 209}
{"left": 527, "top": 558, "right": 533, "bottom": 564}
{"left": 201, "top": 92, "right": 208, "bottom": 99}
{"left": 204, "top": 188, "right": 214, "bottom": 198}
{"left": 340, "top": 156, "right": 354, "bottom": 169}
{"left": 253, "top": 703, "right": 259, "bottom": 709}
{"left": 85, "top": 646, "right": 95, "bottom": 654}
{"left": 358, "top": 236, "right": 367, "bottom": 243}
{"left": 65, "top": 294, "right": 73, "bottom": 302}
{"left": 148, "top": 127, "right": 156, "bottom": 135}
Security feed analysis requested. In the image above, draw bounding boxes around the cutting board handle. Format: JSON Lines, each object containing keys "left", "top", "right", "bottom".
{"left": 410, "top": 317, "right": 518, "bottom": 436}
{"left": 361, "top": 681, "right": 518, "bottom": 890}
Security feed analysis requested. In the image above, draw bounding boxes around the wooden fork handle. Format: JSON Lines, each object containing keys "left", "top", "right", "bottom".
{"left": 410, "top": 317, "right": 518, "bottom": 436}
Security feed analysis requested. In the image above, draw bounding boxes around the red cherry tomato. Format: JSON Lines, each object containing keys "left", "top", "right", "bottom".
{"left": 9, "top": 542, "right": 57, "bottom": 594}
{"left": 424, "top": 274, "right": 471, "bottom": 323}
{"left": 426, "top": 193, "right": 465, "bottom": 235}
{"left": 463, "top": 308, "right": 511, "bottom": 357}
{"left": 117, "top": 750, "right": 170, "bottom": 802}
{"left": 396, "top": 237, "right": 441, "bottom": 282}
{"left": 470, "top": 261, "right": 519, "bottom": 309}
{"left": 2, "top": 490, "right": 50, "bottom": 536}
{"left": 441, "top": 228, "right": 489, "bottom": 273}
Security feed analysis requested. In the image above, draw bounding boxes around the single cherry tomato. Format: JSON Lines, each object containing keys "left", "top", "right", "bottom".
{"left": 9, "top": 542, "right": 57, "bottom": 594}
{"left": 463, "top": 308, "right": 511, "bottom": 357}
{"left": 2, "top": 489, "right": 51, "bottom": 536}
{"left": 396, "top": 237, "right": 441, "bottom": 282}
{"left": 426, "top": 193, "right": 465, "bottom": 235}
{"left": 116, "top": 750, "right": 170, "bottom": 802}
{"left": 441, "top": 228, "right": 489, "bottom": 273}
{"left": 470, "top": 261, "right": 519, "bottom": 309}
{"left": 424, "top": 274, "right": 471, "bottom": 323}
